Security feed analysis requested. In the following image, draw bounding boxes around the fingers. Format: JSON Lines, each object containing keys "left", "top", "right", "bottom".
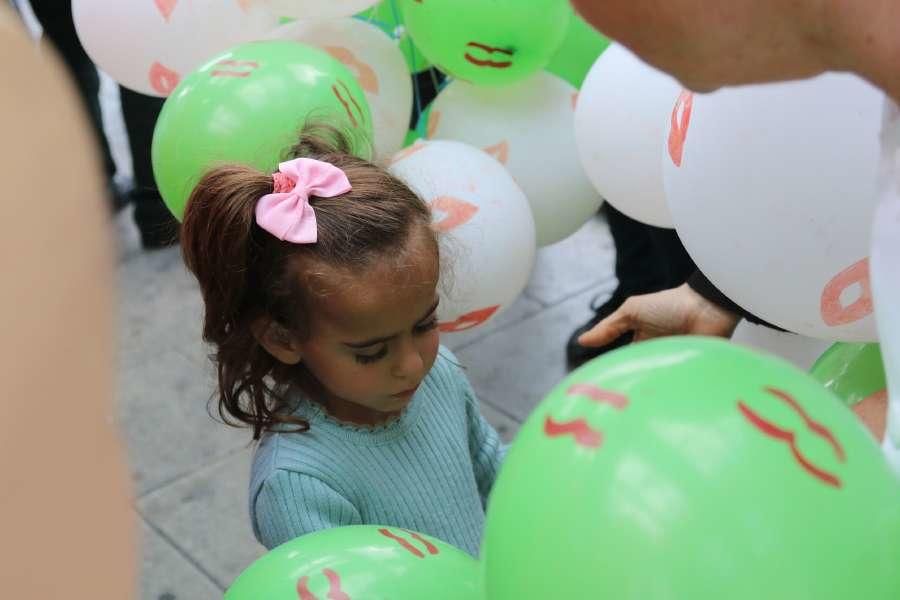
{"left": 577, "top": 303, "right": 635, "bottom": 348}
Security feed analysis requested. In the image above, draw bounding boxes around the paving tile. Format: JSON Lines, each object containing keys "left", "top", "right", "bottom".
{"left": 140, "top": 518, "right": 222, "bottom": 600}
{"left": 139, "top": 450, "right": 264, "bottom": 591}
{"left": 119, "top": 347, "right": 248, "bottom": 495}
{"left": 524, "top": 214, "right": 616, "bottom": 306}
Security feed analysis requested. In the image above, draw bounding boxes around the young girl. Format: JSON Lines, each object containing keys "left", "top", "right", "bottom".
{"left": 180, "top": 124, "right": 505, "bottom": 557}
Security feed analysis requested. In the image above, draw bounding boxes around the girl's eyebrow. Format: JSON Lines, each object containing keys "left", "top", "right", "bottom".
{"left": 342, "top": 299, "right": 440, "bottom": 349}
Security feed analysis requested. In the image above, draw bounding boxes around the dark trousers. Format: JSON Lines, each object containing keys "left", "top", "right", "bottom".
{"left": 605, "top": 203, "right": 696, "bottom": 295}
{"left": 28, "top": 0, "right": 177, "bottom": 245}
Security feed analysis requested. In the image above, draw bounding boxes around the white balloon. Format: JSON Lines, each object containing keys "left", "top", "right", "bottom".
{"left": 730, "top": 321, "right": 831, "bottom": 371}
{"left": 73, "top": 0, "right": 277, "bottom": 97}
{"left": 426, "top": 72, "right": 602, "bottom": 246}
{"left": 272, "top": 18, "right": 412, "bottom": 159}
{"left": 575, "top": 44, "right": 680, "bottom": 228}
{"left": 388, "top": 140, "right": 536, "bottom": 334}
{"left": 664, "top": 73, "right": 884, "bottom": 341}
{"left": 263, "top": 0, "right": 377, "bottom": 20}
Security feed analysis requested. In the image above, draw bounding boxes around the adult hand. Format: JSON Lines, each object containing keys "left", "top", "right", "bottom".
{"left": 578, "top": 284, "right": 740, "bottom": 347}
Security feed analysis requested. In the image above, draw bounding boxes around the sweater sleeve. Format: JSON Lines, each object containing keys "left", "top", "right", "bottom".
{"left": 252, "top": 469, "right": 362, "bottom": 550}
{"left": 463, "top": 387, "right": 507, "bottom": 508}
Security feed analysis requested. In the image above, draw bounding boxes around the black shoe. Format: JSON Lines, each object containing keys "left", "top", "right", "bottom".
{"left": 566, "top": 288, "right": 634, "bottom": 370}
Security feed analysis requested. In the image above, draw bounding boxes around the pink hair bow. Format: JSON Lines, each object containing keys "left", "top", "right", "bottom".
{"left": 255, "top": 157, "right": 352, "bottom": 244}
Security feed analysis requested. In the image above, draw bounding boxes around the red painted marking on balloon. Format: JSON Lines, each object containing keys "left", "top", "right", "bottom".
{"left": 323, "top": 569, "right": 350, "bottom": 600}
{"left": 154, "top": 0, "right": 177, "bottom": 22}
{"left": 332, "top": 84, "right": 359, "bottom": 127}
{"left": 466, "top": 41, "right": 513, "bottom": 56}
{"left": 387, "top": 141, "right": 426, "bottom": 166}
{"left": 438, "top": 306, "right": 500, "bottom": 333}
{"left": 483, "top": 140, "right": 509, "bottom": 164}
{"left": 668, "top": 90, "right": 693, "bottom": 167}
{"left": 566, "top": 383, "right": 629, "bottom": 410}
{"left": 216, "top": 59, "right": 259, "bottom": 68}
{"left": 149, "top": 61, "right": 179, "bottom": 95}
{"left": 543, "top": 416, "right": 603, "bottom": 448}
{"left": 737, "top": 392, "right": 843, "bottom": 489}
{"left": 571, "top": 91, "right": 579, "bottom": 110}
{"left": 404, "top": 530, "right": 439, "bottom": 555}
{"left": 765, "top": 386, "right": 845, "bottom": 461}
{"left": 430, "top": 196, "right": 478, "bottom": 232}
{"left": 236, "top": 0, "right": 255, "bottom": 12}
{"left": 820, "top": 257, "right": 873, "bottom": 326}
{"left": 426, "top": 109, "right": 441, "bottom": 138}
{"left": 297, "top": 576, "right": 316, "bottom": 600}
{"left": 326, "top": 46, "right": 379, "bottom": 94}
{"left": 464, "top": 42, "right": 513, "bottom": 68}
{"left": 210, "top": 59, "right": 259, "bottom": 78}
{"left": 379, "top": 528, "right": 425, "bottom": 557}
{"left": 296, "top": 570, "right": 351, "bottom": 600}
{"left": 464, "top": 54, "right": 513, "bottom": 68}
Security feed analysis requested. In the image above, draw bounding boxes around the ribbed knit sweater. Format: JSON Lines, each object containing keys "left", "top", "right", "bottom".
{"left": 248, "top": 347, "right": 506, "bottom": 557}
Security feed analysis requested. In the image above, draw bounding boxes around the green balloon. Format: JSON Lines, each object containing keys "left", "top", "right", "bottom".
{"left": 544, "top": 12, "right": 611, "bottom": 88}
{"left": 484, "top": 337, "right": 900, "bottom": 599}
{"left": 357, "top": 1, "right": 431, "bottom": 73}
{"left": 225, "top": 525, "right": 482, "bottom": 599}
{"left": 403, "top": 128, "right": 422, "bottom": 148}
{"left": 152, "top": 41, "right": 372, "bottom": 220}
{"left": 811, "top": 343, "right": 886, "bottom": 408}
{"left": 400, "top": 0, "right": 571, "bottom": 86}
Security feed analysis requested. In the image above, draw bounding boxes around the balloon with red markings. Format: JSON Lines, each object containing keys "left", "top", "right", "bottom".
{"left": 387, "top": 140, "right": 536, "bottom": 335}
{"left": 663, "top": 73, "right": 884, "bottom": 340}
{"left": 399, "top": 0, "right": 571, "bottom": 86}
{"left": 73, "top": 0, "right": 278, "bottom": 97}
{"left": 271, "top": 17, "right": 412, "bottom": 159}
{"left": 425, "top": 72, "right": 602, "bottom": 246}
{"left": 225, "top": 524, "right": 481, "bottom": 599}
{"left": 484, "top": 336, "right": 900, "bottom": 599}
{"left": 152, "top": 40, "right": 372, "bottom": 220}
{"left": 575, "top": 44, "right": 681, "bottom": 228}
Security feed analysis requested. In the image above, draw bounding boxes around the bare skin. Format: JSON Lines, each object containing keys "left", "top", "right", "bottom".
{"left": 571, "top": 0, "right": 900, "bottom": 102}
{"left": 0, "top": 9, "right": 135, "bottom": 597}
{"left": 578, "top": 284, "right": 739, "bottom": 347}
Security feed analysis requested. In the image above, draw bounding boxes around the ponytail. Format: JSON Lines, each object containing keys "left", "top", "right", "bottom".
{"left": 181, "top": 165, "right": 309, "bottom": 438}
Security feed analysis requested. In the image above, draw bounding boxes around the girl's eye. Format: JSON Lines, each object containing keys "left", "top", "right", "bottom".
{"left": 354, "top": 346, "right": 388, "bottom": 364}
{"left": 415, "top": 318, "right": 439, "bottom": 334}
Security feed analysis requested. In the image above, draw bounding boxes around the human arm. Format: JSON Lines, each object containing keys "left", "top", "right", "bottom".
{"left": 253, "top": 470, "right": 362, "bottom": 550}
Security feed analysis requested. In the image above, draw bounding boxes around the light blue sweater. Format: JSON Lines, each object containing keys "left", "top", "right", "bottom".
{"left": 248, "top": 348, "right": 506, "bottom": 557}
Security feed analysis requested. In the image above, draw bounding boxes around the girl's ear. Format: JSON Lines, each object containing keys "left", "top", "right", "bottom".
{"left": 251, "top": 317, "right": 303, "bottom": 365}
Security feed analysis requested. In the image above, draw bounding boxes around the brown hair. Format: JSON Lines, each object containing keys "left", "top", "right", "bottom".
{"left": 181, "top": 123, "right": 436, "bottom": 439}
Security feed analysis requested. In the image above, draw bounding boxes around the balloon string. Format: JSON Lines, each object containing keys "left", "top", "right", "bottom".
{"left": 386, "top": 0, "right": 425, "bottom": 127}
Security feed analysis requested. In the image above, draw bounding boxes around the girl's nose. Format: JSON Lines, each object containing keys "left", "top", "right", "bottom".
{"left": 392, "top": 337, "right": 424, "bottom": 380}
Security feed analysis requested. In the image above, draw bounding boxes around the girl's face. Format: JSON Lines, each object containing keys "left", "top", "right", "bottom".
{"left": 296, "top": 236, "right": 441, "bottom": 425}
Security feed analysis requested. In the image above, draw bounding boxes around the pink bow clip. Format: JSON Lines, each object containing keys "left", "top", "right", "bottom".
{"left": 255, "top": 158, "right": 352, "bottom": 244}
